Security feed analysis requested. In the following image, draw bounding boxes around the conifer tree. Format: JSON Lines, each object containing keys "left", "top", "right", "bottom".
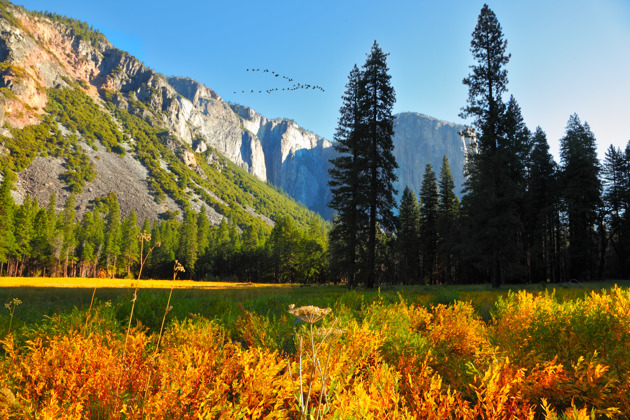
{"left": 268, "top": 216, "right": 300, "bottom": 282}
{"left": 0, "top": 170, "right": 17, "bottom": 275}
{"left": 524, "top": 127, "right": 559, "bottom": 283}
{"left": 147, "top": 220, "right": 162, "bottom": 276}
{"left": 141, "top": 218, "right": 151, "bottom": 239}
{"left": 179, "top": 209, "right": 198, "bottom": 277}
{"left": 196, "top": 206, "right": 210, "bottom": 256}
{"left": 77, "top": 210, "right": 96, "bottom": 278}
{"left": 460, "top": 4, "right": 517, "bottom": 287}
{"left": 437, "top": 156, "right": 460, "bottom": 283}
{"left": 296, "top": 216, "right": 328, "bottom": 283}
{"left": 397, "top": 186, "right": 420, "bottom": 284}
{"left": 120, "top": 210, "right": 140, "bottom": 277}
{"left": 360, "top": 41, "right": 398, "bottom": 288}
{"left": 329, "top": 64, "right": 365, "bottom": 287}
{"left": 60, "top": 194, "right": 77, "bottom": 277}
{"left": 31, "top": 207, "right": 51, "bottom": 275}
{"left": 329, "top": 41, "right": 397, "bottom": 288}
{"left": 103, "top": 193, "right": 122, "bottom": 277}
{"left": 560, "top": 114, "right": 601, "bottom": 280}
{"left": 419, "top": 164, "right": 439, "bottom": 284}
{"left": 13, "top": 195, "right": 36, "bottom": 276}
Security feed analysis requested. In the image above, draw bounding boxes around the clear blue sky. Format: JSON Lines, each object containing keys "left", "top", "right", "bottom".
{"left": 15, "top": 0, "right": 630, "bottom": 160}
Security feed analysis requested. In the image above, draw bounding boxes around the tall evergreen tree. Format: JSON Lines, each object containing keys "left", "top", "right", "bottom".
{"left": 560, "top": 114, "right": 601, "bottom": 280}
{"left": 120, "top": 210, "right": 140, "bottom": 277}
{"left": 60, "top": 194, "right": 77, "bottom": 277}
{"left": 268, "top": 216, "right": 300, "bottom": 283}
{"left": 77, "top": 210, "right": 97, "bottom": 278}
{"left": 419, "top": 164, "right": 439, "bottom": 284}
{"left": 437, "top": 156, "right": 460, "bottom": 283}
{"left": 329, "top": 41, "right": 397, "bottom": 288}
{"left": 601, "top": 144, "right": 628, "bottom": 276}
{"left": 296, "top": 216, "right": 328, "bottom": 283}
{"left": 396, "top": 186, "right": 420, "bottom": 284}
{"left": 31, "top": 207, "right": 51, "bottom": 275}
{"left": 524, "top": 127, "right": 559, "bottom": 283}
{"left": 13, "top": 195, "right": 36, "bottom": 276}
{"left": 359, "top": 41, "right": 398, "bottom": 288}
{"left": 103, "top": 193, "right": 122, "bottom": 277}
{"left": 328, "top": 64, "right": 366, "bottom": 287}
{"left": 196, "top": 206, "right": 211, "bottom": 256}
{"left": 0, "top": 170, "right": 16, "bottom": 275}
{"left": 460, "top": 4, "right": 519, "bottom": 288}
{"left": 179, "top": 209, "right": 198, "bottom": 277}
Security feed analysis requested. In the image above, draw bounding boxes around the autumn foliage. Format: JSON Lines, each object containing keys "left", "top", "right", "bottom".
{"left": 1, "top": 286, "right": 630, "bottom": 418}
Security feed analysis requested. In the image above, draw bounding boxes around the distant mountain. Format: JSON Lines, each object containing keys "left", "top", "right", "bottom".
{"left": 0, "top": 1, "right": 473, "bottom": 225}
{"left": 393, "top": 112, "right": 473, "bottom": 201}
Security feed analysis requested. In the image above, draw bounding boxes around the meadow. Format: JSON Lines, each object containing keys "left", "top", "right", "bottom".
{"left": 0, "top": 278, "right": 629, "bottom": 419}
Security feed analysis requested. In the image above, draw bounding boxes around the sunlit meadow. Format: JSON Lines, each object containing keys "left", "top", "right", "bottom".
{"left": 0, "top": 279, "right": 629, "bottom": 418}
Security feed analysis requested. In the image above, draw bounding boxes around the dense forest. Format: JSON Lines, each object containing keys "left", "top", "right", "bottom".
{"left": 0, "top": 172, "right": 329, "bottom": 282}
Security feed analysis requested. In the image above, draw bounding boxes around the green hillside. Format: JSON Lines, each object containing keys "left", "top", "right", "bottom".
{"left": 0, "top": 82, "right": 316, "bottom": 232}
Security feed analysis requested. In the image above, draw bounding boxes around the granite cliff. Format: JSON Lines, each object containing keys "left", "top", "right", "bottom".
{"left": 393, "top": 112, "right": 472, "bottom": 201}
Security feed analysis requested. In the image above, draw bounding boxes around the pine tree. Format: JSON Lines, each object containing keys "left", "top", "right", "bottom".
{"left": 601, "top": 144, "right": 627, "bottom": 277}
{"left": 196, "top": 206, "right": 211, "bottom": 256}
{"left": 103, "top": 193, "right": 122, "bottom": 277}
{"left": 268, "top": 216, "right": 300, "bottom": 282}
{"left": 560, "top": 114, "right": 601, "bottom": 280}
{"left": 328, "top": 64, "right": 366, "bottom": 287}
{"left": 0, "top": 169, "right": 17, "bottom": 275}
{"left": 179, "top": 209, "right": 198, "bottom": 277}
{"left": 60, "top": 194, "right": 77, "bottom": 277}
{"left": 460, "top": 4, "right": 517, "bottom": 288}
{"left": 419, "top": 164, "right": 439, "bottom": 284}
{"left": 120, "top": 210, "right": 140, "bottom": 277}
{"left": 31, "top": 207, "right": 51, "bottom": 275}
{"left": 296, "top": 216, "right": 328, "bottom": 283}
{"left": 396, "top": 186, "right": 420, "bottom": 284}
{"left": 329, "top": 41, "right": 398, "bottom": 288}
{"left": 13, "top": 195, "right": 36, "bottom": 276}
{"left": 360, "top": 41, "right": 398, "bottom": 288}
{"left": 77, "top": 210, "right": 95, "bottom": 278}
{"left": 524, "top": 127, "right": 559, "bottom": 283}
{"left": 437, "top": 156, "right": 460, "bottom": 283}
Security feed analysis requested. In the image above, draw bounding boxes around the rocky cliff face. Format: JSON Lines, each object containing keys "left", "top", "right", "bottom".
{"left": 393, "top": 112, "right": 473, "bottom": 200}
{"left": 232, "top": 104, "right": 334, "bottom": 217}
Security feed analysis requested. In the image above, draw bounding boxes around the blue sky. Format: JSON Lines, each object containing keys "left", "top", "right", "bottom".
{"left": 15, "top": 0, "right": 630, "bottom": 160}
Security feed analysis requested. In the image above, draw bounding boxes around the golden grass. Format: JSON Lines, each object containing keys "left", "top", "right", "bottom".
{"left": 0, "top": 277, "right": 298, "bottom": 290}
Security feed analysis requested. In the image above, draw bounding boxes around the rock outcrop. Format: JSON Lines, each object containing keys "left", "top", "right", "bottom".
{"left": 393, "top": 112, "right": 473, "bottom": 200}
{"left": 232, "top": 104, "right": 334, "bottom": 217}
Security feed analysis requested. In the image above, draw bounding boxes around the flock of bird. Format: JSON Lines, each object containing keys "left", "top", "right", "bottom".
{"left": 232, "top": 68, "right": 325, "bottom": 94}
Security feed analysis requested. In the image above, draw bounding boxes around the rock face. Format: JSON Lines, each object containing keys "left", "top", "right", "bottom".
{"left": 232, "top": 104, "right": 334, "bottom": 217}
{"left": 392, "top": 112, "right": 473, "bottom": 200}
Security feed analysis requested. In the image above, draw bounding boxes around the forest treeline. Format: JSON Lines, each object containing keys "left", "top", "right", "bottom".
{"left": 0, "top": 173, "right": 329, "bottom": 282}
